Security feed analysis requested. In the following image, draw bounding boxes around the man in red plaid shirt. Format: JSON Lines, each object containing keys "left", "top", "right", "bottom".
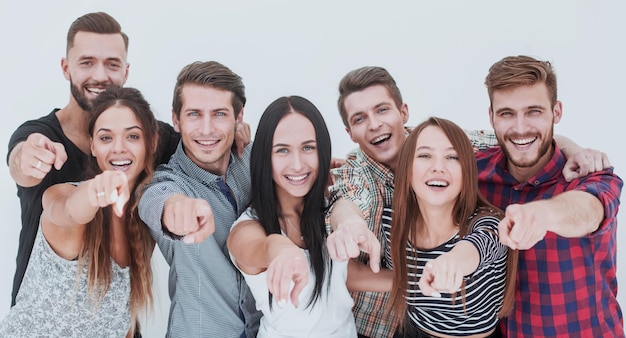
{"left": 478, "top": 55, "right": 623, "bottom": 337}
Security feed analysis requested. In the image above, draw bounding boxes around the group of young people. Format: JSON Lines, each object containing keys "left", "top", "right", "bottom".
{"left": 1, "top": 11, "right": 622, "bottom": 338}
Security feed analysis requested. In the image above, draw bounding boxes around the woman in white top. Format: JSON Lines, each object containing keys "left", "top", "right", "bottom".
{"left": 227, "top": 96, "right": 357, "bottom": 338}
{"left": 0, "top": 87, "right": 157, "bottom": 337}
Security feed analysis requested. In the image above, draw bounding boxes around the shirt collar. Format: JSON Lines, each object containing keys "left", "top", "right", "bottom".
{"left": 494, "top": 140, "right": 565, "bottom": 187}
{"left": 172, "top": 141, "right": 234, "bottom": 183}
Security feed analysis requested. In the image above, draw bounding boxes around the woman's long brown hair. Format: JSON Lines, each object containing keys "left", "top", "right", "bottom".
{"left": 388, "top": 117, "right": 518, "bottom": 327}
{"left": 77, "top": 87, "right": 158, "bottom": 332}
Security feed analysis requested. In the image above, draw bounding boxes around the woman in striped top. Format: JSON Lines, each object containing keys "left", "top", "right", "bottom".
{"left": 385, "top": 117, "right": 517, "bottom": 338}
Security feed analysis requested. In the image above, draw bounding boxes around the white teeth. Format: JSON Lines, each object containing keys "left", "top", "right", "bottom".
{"left": 197, "top": 140, "right": 218, "bottom": 146}
{"left": 87, "top": 87, "right": 105, "bottom": 94}
{"left": 511, "top": 137, "right": 536, "bottom": 145}
{"left": 286, "top": 174, "right": 307, "bottom": 181}
{"left": 371, "top": 134, "right": 391, "bottom": 144}
{"left": 111, "top": 160, "right": 131, "bottom": 166}
{"left": 426, "top": 180, "right": 448, "bottom": 187}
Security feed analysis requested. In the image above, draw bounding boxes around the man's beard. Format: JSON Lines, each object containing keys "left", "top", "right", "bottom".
{"left": 70, "top": 80, "right": 94, "bottom": 112}
{"left": 499, "top": 127, "right": 554, "bottom": 168}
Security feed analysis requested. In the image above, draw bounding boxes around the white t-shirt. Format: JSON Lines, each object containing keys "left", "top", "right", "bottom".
{"left": 231, "top": 208, "right": 357, "bottom": 338}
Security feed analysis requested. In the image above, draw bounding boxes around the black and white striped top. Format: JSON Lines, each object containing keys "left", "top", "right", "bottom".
{"left": 382, "top": 207, "right": 508, "bottom": 336}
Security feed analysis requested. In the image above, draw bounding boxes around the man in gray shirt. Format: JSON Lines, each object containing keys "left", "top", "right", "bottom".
{"left": 139, "top": 61, "right": 260, "bottom": 337}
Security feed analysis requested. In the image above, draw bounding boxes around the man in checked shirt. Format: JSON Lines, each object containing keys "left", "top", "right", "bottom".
{"left": 326, "top": 65, "right": 613, "bottom": 338}
{"left": 478, "top": 55, "right": 623, "bottom": 337}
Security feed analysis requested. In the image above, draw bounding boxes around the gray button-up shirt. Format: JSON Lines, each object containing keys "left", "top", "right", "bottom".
{"left": 139, "top": 142, "right": 260, "bottom": 338}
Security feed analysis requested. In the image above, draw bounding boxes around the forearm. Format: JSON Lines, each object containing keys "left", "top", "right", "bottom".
{"left": 44, "top": 183, "right": 98, "bottom": 227}
{"left": 9, "top": 142, "right": 41, "bottom": 187}
{"left": 233, "top": 233, "right": 301, "bottom": 276}
{"left": 347, "top": 259, "right": 392, "bottom": 292}
{"left": 542, "top": 190, "right": 603, "bottom": 237}
{"left": 64, "top": 181, "right": 100, "bottom": 224}
{"left": 329, "top": 198, "right": 365, "bottom": 231}
{"left": 265, "top": 234, "right": 300, "bottom": 264}
{"left": 554, "top": 134, "right": 580, "bottom": 158}
{"left": 445, "top": 241, "right": 480, "bottom": 277}
{"left": 228, "top": 222, "right": 289, "bottom": 272}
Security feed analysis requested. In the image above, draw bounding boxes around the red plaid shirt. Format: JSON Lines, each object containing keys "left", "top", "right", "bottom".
{"left": 476, "top": 142, "right": 624, "bottom": 338}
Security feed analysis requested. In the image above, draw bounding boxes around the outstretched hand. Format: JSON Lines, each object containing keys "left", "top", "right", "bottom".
{"left": 266, "top": 248, "right": 309, "bottom": 308}
{"left": 162, "top": 194, "right": 216, "bottom": 244}
{"left": 327, "top": 220, "right": 381, "bottom": 273}
{"left": 18, "top": 133, "right": 68, "bottom": 181}
{"left": 498, "top": 203, "right": 547, "bottom": 250}
{"left": 419, "top": 258, "right": 464, "bottom": 298}
{"left": 88, "top": 170, "right": 131, "bottom": 217}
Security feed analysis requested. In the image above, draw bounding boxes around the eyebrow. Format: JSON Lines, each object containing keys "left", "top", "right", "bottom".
{"left": 272, "top": 139, "right": 317, "bottom": 148}
{"left": 183, "top": 107, "right": 232, "bottom": 113}
{"left": 348, "top": 101, "right": 391, "bottom": 118}
{"left": 416, "top": 145, "right": 455, "bottom": 151}
{"left": 96, "top": 125, "right": 143, "bottom": 133}
{"left": 495, "top": 104, "right": 547, "bottom": 115}
{"left": 78, "top": 55, "right": 124, "bottom": 63}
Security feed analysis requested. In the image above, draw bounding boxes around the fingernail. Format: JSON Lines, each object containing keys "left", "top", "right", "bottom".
{"left": 183, "top": 236, "right": 194, "bottom": 244}
{"left": 277, "top": 299, "right": 287, "bottom": 308}
{"left": 115, "top": 199, "right": 125, "bottom": 215}
{"left": 431, "top": 291, "right": 441, "bottom": 298}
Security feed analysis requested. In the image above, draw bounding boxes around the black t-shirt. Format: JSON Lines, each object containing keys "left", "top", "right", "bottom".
{"left": 7, "top": 109, "right": 180, "bottom": 306}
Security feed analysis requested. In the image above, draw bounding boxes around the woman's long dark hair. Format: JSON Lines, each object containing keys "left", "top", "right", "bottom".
{"left": 249, "top": 96, "right": 332, "bottom": 308}
{"left": 80, "top": 86, "right": 158, "bottom": 332}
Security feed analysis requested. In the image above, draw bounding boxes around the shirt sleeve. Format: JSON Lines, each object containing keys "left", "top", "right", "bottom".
{"left": 460, "top": 213, "right": 507, "bottom": 272}
{"left": 7, "top": 117, "right": 57, "bottom": 164}
{"left": 138, "top": 173, "right": 186, "bottom": 242}
{"left": 568, "top": 167, "right": 623, "bottom": 236}
{"left": 464, "top": 129, "right": 498, "bottom": 151}
{"left": 381, "top": 207, "right": 393, "bottom": 269}
{"left": 326, "top": 163, "right": 375, "bottom": 228}
{"left": 231, "top": 208, "right": 256, "bottom": 231}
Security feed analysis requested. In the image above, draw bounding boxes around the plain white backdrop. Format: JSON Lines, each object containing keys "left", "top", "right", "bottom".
{"left": 1, "top": 1, "right": 624, "bottom": 336}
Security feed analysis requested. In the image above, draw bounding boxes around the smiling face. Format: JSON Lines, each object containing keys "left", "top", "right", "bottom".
{"left": 344, "top": 84, "right": 408, "bottom": 172}
{"left": 489, "top": 82, "right": 562, "bottom": 181}
{"left": 271, "top": 113, "right": 319, "bottom": 202}
{"left": 411, "top": 125, "right": 462, "bottom": 210}
{"left": 172, "top": 84, "right": 242, "bottom": 176}
{"left": 62, "top": 32, "right": 129, "bottom": 112}
{"left": 90, "top": 105, "right": 146, "bottom": 187}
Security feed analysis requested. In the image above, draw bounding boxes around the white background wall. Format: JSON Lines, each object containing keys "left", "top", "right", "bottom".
{"left": 1, "top": 1, "right": 624, "bottom": 336}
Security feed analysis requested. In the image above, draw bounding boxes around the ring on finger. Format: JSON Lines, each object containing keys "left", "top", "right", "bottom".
{"left": 35, "top": 161, "right": 42, "bottom": 170}
{"left": 97, "top": 191, "right": 105, "bottom": 198}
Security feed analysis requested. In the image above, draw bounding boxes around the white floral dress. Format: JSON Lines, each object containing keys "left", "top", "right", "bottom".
{"left": 0, "top": 224, "right": 131, "bottom": 337}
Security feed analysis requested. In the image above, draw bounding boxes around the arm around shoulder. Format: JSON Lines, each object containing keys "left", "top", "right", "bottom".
{"left": 555, "top": 134, "right": 611, "bottom": 181}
